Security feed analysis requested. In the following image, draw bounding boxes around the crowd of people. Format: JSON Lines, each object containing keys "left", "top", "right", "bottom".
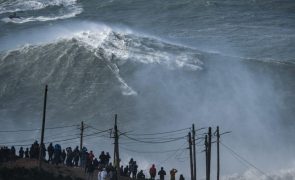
{"left": 0, "top": 141, "right": 185, "bottom": 180}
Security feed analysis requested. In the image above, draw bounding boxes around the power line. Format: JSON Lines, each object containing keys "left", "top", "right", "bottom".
{"left": 46, "top": 124, "right": 79, "bottom": 130}
{"left": 120, "top": 146, "right": 187, "bottom": 154}
{"left": 5, "top": 134, "right": 79, "bottom": 148}
{"left": 127, "top": 127, "right": 191, "bottom": 136}
{"left": 0, "top": 128, "right": 82, "bottom": 145}
{"left": 46, "top": 128, "right": 111, "bottom": 145}
{"left": 220, "top": 142, "right": 274, "bottom": 180}
{"left": 122, "top": 131, "right": 189, "bottom": 141}
{"left": 125, "top": 136, "right": 188, "bottom": 141}
{"left": 0, "top": 133, "right": 79, "bottom": 145}
{"left": 84, "top": 124, "right": 106, "bottom": 132}
{"left": 83, "top": 134, "right": 109, "bottom": 141}
{"left": 83, "top": 128, "right": 112, "bottom": 137}
{"left": 122, "top": 134, "right": 186, "bottom": 144}
{"left": 159, "top": 141, "right": 188, "bottom": 165}
{"left": 0, "top": 128, "right": 111, "bottom": 147}
{"left": 45, "top": 129, "right": 80, "bottom": 139}
{"left": 45, "top": 136, "right": 80, "bottom": 144}
{"left": 0, "top": 138, "right": 36, "bottom": 146}
{"left": 118, "top": 141, "right": 139, "bottom": 145}
{"left": 2, "top": 135, "right": 81, "bottom": 147}
{"left": 0, "top": 124, "right": 79, "bottom": 133}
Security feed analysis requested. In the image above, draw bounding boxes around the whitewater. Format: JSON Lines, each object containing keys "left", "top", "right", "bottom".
{"left": 0, "top": 0, "right": 295, "bottom": 179}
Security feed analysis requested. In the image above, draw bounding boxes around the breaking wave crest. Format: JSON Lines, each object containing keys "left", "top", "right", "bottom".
{"left": 0, "top": 25, "right": 203, "bottom": 96}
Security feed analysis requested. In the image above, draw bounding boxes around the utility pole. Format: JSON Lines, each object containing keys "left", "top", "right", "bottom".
{"left": 192, "top": 124, "right": 197, "bottom": 180}
{"left": 80, "top": 121, "right": 84, "bottom": 167}
{"left": 216, "top": 126, "right": 220, "bottom": 180}
{"left": 80, "top": 121, "right": 84, "bottom": 151}
{"left": 188, "top": 132, "right": 194, "bottom": 180}
{"left": 207, "top": 127, "right": 212, "bottom": 180}
{"left": 205, "top": 135, "right": 208, "bottom": 180}
{"left": 39, "top": 85, "right": 48, "bottom": 169}
{"left": 114, "top": 114, "right": 120, "bottom": 180}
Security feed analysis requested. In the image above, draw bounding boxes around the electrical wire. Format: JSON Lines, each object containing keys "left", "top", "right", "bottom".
{"left": 0, "top": 124, "right": 79, "bottom": 133}
{"left": 120, "top": 146, "right": 187, "bottom": 154}
{"left": 84, "top": 124, "right": 106, "bottom": 132}
{"left": 127, "top": 127, "right": 191, "bottom": 136}
{"left": 0, "top": 138, "right": 37, "bottom": 145}
{"left": 0, "top": 128, "right": 111, "bottom": 147}
{"left": 122, "top": 134, "right": 186, "bottom": 144}
{"left": 159, "top": 141, "right": 188, "bottom": 165}
{"left": 124, "top": 136, "right": 188, "bottom": 141}
{"left": 83, "top": 128, "right": 112, "bottom": 137}
{"left": 221, "top": 142, "right": 274, "bottom": 180}
{"left": 0, "top": 128, "right": 81, "bottom": 145}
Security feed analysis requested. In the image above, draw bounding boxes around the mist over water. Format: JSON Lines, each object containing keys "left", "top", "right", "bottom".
{"left": 0, "top": 0, "right": 295, "bottom": 179}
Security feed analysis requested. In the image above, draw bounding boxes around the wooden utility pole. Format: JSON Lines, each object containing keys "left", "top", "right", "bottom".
{"left": 114, "top": 114, "right": 120, "bottom": 180}
{"left": 205, "top": 135, "right": 208, "bottom": 180}
{"left": 216, "top": 126, "right": 220, "bottom": 180}
{"left": 207, "top": 127, "right": 212, "bottom": 180}
{"left": 188, "top": 132, "right": 194, "bottom": 180}
{"left": 39, "top": 85, "right": 48, "bottom": 169}
{"left": 192, "top": 124, "right": 197, "bottom": 180}
{"left": 80, "top": 121, "right": 84, "bottom": 151}
{"left": 80, "top": 121, "right": 84, "bottom": 167}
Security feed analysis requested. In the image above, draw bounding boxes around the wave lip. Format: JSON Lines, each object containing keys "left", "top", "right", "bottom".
{"left": 70, "top": 28, "right": 203, "bottom": 95}
{"left": 71, "top": 28, "right": 203, "bottom": 70}
{"left": 0, "top": 0, "right": 82, "bottom": 23}
{"left": 0, "top": 24, "right": 203, "bottom": 96}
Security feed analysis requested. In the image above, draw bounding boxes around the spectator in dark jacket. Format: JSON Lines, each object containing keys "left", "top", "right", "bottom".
{"left": 158, "top": 167, "right": 167, "bottom": 180}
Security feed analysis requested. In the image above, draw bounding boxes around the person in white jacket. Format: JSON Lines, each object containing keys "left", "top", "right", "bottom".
{"left": 98, "top": 168, "right": 108, "bottom": 180}
{"left": 98, "top": 170, "right": 102, "bottom": 180}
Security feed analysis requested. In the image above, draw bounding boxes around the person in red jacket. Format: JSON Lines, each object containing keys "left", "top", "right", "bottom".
{"left": 149, "top": 164, "right": 157, "bottom": 179}
{"left": 88, "top": 150, "right": 94, "bottom": 161}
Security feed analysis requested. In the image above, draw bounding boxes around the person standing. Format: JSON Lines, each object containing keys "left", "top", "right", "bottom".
{"left": 24, "top": 148, "right": 29, "bottom": 158}
{"left": 87, "top": 161, "right": 95, "bottom": 180}
{"left": 99, "top": 168, "right": 108, "bottom": 180}
{"left": 170, "top": 168, "right": 178, "bottom": 180}
{"left": 132, "top": 161, "right": 138, "bottom": 179}
{"left": 47, "top": 143, "right": 54, "bottom": 163}
{"left": 137, "top": 170, "right": 145, "bottom": 180}
{"left": 179, "top": 174, "right": 185, "bottom": 180}
{"left": 158, "top": 167, "right": 167, "bottom": 180}
{"left": 105, "top": 152, "right": 111, "bottom": 165}
{"left": 19, "top": 147, "right": 24, "bottom": 158}
{"left": 149, "top": 164, "right": 157, "bottom": 180}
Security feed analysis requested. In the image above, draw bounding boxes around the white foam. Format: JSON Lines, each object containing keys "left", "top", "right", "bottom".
{"left": 2, "top": 6, "right": 82, "bottom": 23}
{"left": 0, "top": 0, "right": 78, "bottom": 14}
{"left": 222, "top": 168, "right": 295, "bottom": 180}
{"left": 78, "top": 30, "right": 201, "bottom": 68}
{"left": 66, "top": 27, "right": 203, "bottom": 95}
{"left": 1, "top": 23, "right": 203, "bottom": 96}
{"left": 93, "top": 51, "right": 138, "bottom": 96}
{"left": 0, "top": 0, "right": 82, "bottom": 23}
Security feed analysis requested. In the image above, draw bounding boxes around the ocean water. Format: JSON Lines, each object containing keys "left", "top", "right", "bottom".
{"left": 0, "top": 0, "right": 295, "bottom": 179}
